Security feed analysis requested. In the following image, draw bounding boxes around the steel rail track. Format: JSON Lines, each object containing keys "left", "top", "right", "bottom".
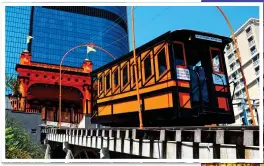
{"left": 40, "top": 125, "right": 260, "bottom": 131}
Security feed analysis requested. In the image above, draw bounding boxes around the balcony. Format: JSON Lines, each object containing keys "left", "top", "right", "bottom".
{"left": 253, "top": 59, "right": 259, "bottom": 67}
{"left": 228, "top": 56, "right": 237, "bottom": 65}
{"left": 246, "top": 30, "right": 253, "bottom": 38}
{"left": 250, "top": 48, "right": 257, "bottom": 56}
{"left": 248, "top": 40, "right": 255, "bottom": 47}
{"left": 255, "top": 70, "right": 259, "bottom": 76}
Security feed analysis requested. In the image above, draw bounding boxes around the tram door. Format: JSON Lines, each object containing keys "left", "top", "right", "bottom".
{"left": 187, "top": 48, "right": 210, "bottom": 114}
{"left": 187, "top": 45, "right": 229, "bottom": 113}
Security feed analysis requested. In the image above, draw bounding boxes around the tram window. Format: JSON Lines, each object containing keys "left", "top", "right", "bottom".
{"left": 173, "top": 43, "right": 185, "bottom": 66}
{"left": 211, "top": 49, "right": 223, "bottom": 73}
{"left": 158, "top": 48, "right": 167, "bottom": 76}
{"left": 144, "top": 55, "right": 152, "bottom": 80}
{"left": 122, "top": 64, "right": 129, "bottom": 86}
{"left": 99, "top": 76, "right": 103, "bottom": 93}
{"left": 113, "top": 69, "right": 119, "bottom": 88}
{"left": 131, "top": 65, "right": 136, "bottom": 84}
{"left": 105, "top": 73, "right": 110, "bottom": 91}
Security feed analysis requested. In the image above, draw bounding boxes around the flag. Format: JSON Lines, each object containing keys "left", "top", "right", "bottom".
{"left": 87, "top": 46, "right": 96, "bottom": 54}
{"left": 27, "top": 36, "right": 33, "bottom": 44}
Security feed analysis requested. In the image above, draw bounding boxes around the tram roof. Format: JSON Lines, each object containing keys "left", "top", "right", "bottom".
{"left": 91, "top": 29, "right": 232, "bottom": 76}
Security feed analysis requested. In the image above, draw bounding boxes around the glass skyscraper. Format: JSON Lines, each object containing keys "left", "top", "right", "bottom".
{"left": 5, "top": 6, "right": 129, "bottom": 93}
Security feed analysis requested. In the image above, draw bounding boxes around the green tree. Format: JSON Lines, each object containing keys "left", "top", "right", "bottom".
{"left": 5, "top": 114, "right": 45, "bottom": 159}
{"left": 5, "top": 74, "right": 20, "bottom": 96}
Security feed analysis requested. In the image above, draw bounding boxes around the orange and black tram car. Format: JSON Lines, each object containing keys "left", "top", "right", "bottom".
{"left": 90, "top": 29, "right": 235, "bottom": 127}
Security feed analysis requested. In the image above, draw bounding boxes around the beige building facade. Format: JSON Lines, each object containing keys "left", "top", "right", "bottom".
{"left": 224, "top": 18, "right": 260, "bottom": 125}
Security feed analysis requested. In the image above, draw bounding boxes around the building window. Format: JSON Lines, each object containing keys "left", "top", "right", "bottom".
{"left": 173, "top": 42, "right": 185, "bottom": 66}
{"left": 248, "top": 36, "right": 255, "bottom": 46}
{"left": 250, "top": 46, "right": 257, "bottom": 55}
{"left": 122, "top": 64, "right": 129, "bottom": 87}
{"left": 246, "top": 26, "right": 252, "bottom": 35}
{"left": 143, "top": 55, "right": 152, "bottom": 80}
{"left": 31, "top": 129, "right": 36, "bottom": 134}
{"left": 255, "top": 66, "right": 259, "bottom": 75}
{"left": 226, "top": 43, "right": 231, "bottom": 51}
{"left": 157, "top": 48, "right": 167, "bottom": 76}
{"left": 105, "top": 73, "right": 110, "bottom": 91}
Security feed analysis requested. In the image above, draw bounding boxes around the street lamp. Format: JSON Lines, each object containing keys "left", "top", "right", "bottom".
{"left": 216, "top": 6, "right": 256, "bottom": 126}
{"left": 59, "top": 43, "right": 115, "bottom": 128}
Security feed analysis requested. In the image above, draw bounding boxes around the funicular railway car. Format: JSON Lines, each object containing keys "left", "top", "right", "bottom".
{"left": 90, "top": 29, "right": 235, "bottom": 127}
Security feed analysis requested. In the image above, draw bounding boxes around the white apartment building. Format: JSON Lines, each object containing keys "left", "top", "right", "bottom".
{"left": 224, "top": 18, "right": 260, "bottom": 125}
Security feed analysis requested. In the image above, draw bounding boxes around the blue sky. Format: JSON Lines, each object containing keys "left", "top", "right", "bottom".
{"left": 126, "top": 6, "right": 259, "bottom": 51}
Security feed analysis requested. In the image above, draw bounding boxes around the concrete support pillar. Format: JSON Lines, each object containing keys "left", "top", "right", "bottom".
{"left": 63, "top": 142, "right": 74, "bottom": 159}
{"left": 100, "top": 148, "right": 110, "bottom": 159}
{"left": 44, "top": 139, "right": 51, "bottom": 159}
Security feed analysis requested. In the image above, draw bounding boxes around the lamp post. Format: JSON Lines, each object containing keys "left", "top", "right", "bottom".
{"left": 216, "top": 6, "right": 256, "bottom": 126}
{"left": 58, "top": 43, "right": 115, "bottom": 128}
{"left": 131, "top": 6, "right": 144, "bottom": 129}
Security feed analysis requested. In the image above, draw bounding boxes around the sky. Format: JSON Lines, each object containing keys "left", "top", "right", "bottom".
{"left": 126, "top": 6, "right": 259, "bottom": 51}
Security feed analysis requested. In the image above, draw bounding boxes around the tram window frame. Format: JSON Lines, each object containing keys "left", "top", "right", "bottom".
{"left": 130, "top": 63, "right": 136, "bottom": 86}
{"left": 121, "top": 62, "right": 129, "bottom": 88}
{"left": 105, "top": 71, "right": 111, "bottom": 93}
{"left": 173, "top": 41, "right": 187, "bottom": 68}
{"left": 156, "top": 47, "right": 168, "bottom": 77}
{"left": 209, "top": 47, "right": 224, "bottom": 74}
{"left": 98, "top": 75, "right": 104, "bottom": 95}
{"left": 142, "top": 52, "right": 154, "bottom": 83}
{"left": 112, "top": 67, "right": 120, "bottom": 91}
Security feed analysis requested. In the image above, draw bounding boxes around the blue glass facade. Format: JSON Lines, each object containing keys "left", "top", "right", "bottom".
{"left": 5, "top": 6, "right": 129, "bottom": 94}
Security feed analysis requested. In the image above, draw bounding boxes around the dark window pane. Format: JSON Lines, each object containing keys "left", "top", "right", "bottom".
{"left": 144, "top": 55, "right": 152, "bottom": 80}
{"left": 158, "top": 48, "right": 167, "bottom": 75}
{"left": 123, "top": 64, "right": 128, "bottom": 86}
{"left": 99, "top": 76, "right": 103, "bottom": 93}
{"left": 114, "top": 69, "right": 119, "bottom": 87}
{"left": 173, "top": 43, "right": 185, "bottom": 66}
{"left": 106, "top": 73, "right": 110, "bottom": 90}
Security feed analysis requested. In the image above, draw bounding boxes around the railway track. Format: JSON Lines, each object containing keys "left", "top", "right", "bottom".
{"left": 41, "top": 125, "right": 261, "bottom": 159}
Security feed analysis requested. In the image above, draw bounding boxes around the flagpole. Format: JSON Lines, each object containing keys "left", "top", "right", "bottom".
{"left": 58, "top": 43, "right": 115, "bottom": 128}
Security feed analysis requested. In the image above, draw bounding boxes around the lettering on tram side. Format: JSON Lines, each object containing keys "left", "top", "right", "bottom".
{"left": 195, "top": 34, "right": 222, "bottom": 43}
{"left": 176, "top": 68, "right": 190, "bottom": 81}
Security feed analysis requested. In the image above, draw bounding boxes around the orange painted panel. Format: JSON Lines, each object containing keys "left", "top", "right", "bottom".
{"left": 179, "top": 92, "right": 191, "bottom": 109}
{"left": 113, "top": 100, "right": 138, "bottom": 114}
{"left": 98, "top": 105, "right": 112, "bottom": 116}
{"left": 144, "top": 93, "right": 173, "bottom": 110}
{"left": 178, "top": 81, "right": 190, "bottom": 88}
{"left": 217, "top": 97, "right": 229, "bottom": 111}
{"left": 215, "top": 85, "right": 228, "bottom": 92}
